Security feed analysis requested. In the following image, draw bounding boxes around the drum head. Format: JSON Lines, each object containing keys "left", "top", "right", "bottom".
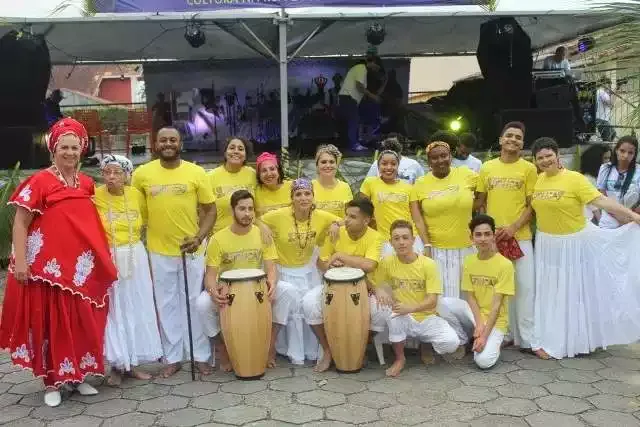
{"left": 324, "top": 267, "right": 365, "bottom": 283}
{"left": 220, "top": 268, "right": 267, "bottom": 282}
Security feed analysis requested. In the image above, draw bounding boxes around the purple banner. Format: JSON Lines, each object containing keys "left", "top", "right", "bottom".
{"left": 97, "top": 0, "right": 481, "bottom": 13}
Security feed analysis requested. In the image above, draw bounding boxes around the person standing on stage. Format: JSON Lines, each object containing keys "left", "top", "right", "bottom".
{"left": 411, "top": 132, "right": 477, "bottom": 298}
{"left": 208, "top": 137, "right": 257, "bottom": 234}
{"left": 367, "top": 136, "right": 425, "bottom": 184}
{"left": 360, "top": 149, "right": 422, "bottom": 256}
{"left": 339, "top": 54, "right": 382, "bottom": 151}
{"left": 254, "top": 152, "right": 293, "bottom": 217}
{"left": 374, "top": 220, "right": 461, "bottom": 377}
{"left": 195, "top": 190, "right": 296, "bottom": 371}
{"left": 531, "top": 137, "right": 640, "bottom": 360}
{"left": 259, "top": 178, "right": 340, "bottom": 364}
{"left": 132, "top": 126, "right": 217, "bottom": 378}
{"left": 302, "top": 197, "right": 385, "bottom": 372}
{"left": 95, "top": 155, "right": 163, "bottom": 385}
{"left": 474, "top": 122, "right": 537, "bottom": 351}
{"left": 0, "top": 118, "right": 117, "bottom": 407}
{"left": 312, "top": 145, "right": 353, "bottom": 218}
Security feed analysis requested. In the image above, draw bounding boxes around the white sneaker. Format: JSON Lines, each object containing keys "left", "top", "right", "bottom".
{"left": 75, "top": 382, "right": 98, "bottom": 396}
{"left": 44, "top": 390, "right": 62, "bottom": 407}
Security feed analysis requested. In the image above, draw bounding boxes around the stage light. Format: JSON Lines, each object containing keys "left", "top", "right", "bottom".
{"left": 366, "top": 23, "right": 386, "bottom": 46}
{"left": 185, "top": 22, "right": 206, "bottom": 48}
{"left": 449, "top": 117, "right": 462, "bottom": 132}
{"left": 578, "top": 37, "right": 595, "bottom": 53}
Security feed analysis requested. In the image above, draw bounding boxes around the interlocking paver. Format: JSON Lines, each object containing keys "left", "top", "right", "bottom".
{"left": 121, "top": 383, "right": 170, "bottom": 400}
{"left": 68, "top": 385, "right": 123, "bottom": 403}
{"left": 469, "top": 414, "right": 528, "bottom": 426}
{"left": 262, "top": 367, "right": 293, "bottom": 380}
{"left": 559, "top": 358, "right": 606, "bottom": 371}
{"left": 495, "top": 383, "right": 548, "bottom": 399}
{"left": 82, "top": 398, "right": 138, "bottom": 418}
{"left": 602, "top": 357, "right": 640, "bottom": 371}
{"left": 378, "top": 404, "right": 433, "bottom": 425}
{"left": 544, "top": 381, "right": 599, "bottom": 397}
{"left": 244, "top": 389, "right": 292, "bottom": 408}
{"left": 173, "top": 381, "right": 220, "bottom": 397}
{"left": 48, "top": 415, "right": 103, "bottom": 427}
{"left": 412, "top": 374, "right": 463, "bottom": 392}
{"left": 348, "top": 390, "right": 397, "bottom": 409}
{"left": 588, "top": 393, "right": 640, "bottom": 413}
{"left": 593, "top": 379, "right": 640, "bottom": 397}
{"left": 31, "top": 400, "right": 85, "bottom": 421}
{"left": 489, "top": 363, "right": 520, "bottom": 374}
{"left": 1, "top": 370, "right": 40, "bottom": 384}
{"left": 506, "top": 370, "right": 554, "bottom": 386}
{"left": 192, "top": 391, "right": 243, "bottom": 410}
{"left": 297, "top": 389, "right": 346, "bottom": 407}
{"left": 326, "top": 403, "right": 379, "bottom": 424}
{"left": 151, "top": 371, "right": 192, "bottom": 386}
{"left": 419, "top": 401, "right": 487, "bottom": 422}
{"left": 157, "top": 407, "right": 213, "bottom": 427}
{"left": 525, "top": 411, "right": 586, "bottom": 427}
{"left": 270, "top": 376, "right": 317, "bottom": 393}
{"left": 515, "top": 358, "right": 561, "bottom": 372}
{"left": 300, "top": 422, "right": 350, "bottom": 427}
{"left": 580, "top": 409, "right": 640, "bottom": 426}
{"left": 100, "top": 412, "right": 157, "bottom": 427}
{"left": 596, "top": 367, "right": 640, "bottom": 383}
{"left": 212, "top": 404, "right": 267, "bottom": 425}
{"left": 8, "top": 380, "right": 45, "bottom": 395}
{"left": 460, "top": 372, "right": 509, "bottom": 387}
{"left": 1, "top": 419, "right": 46, "bottom": 427}
{"left": 137, "top": 395, "right": 189, "bottom": 413}
{"left": 448, "top": 386, "right": 498, "bottom": 403}
{"left": 0, "top": 406, "right": 34, "bottom": 424}
{"left": 555, "top": 368, "right": 603, "bottom": 383}
{"left": 499, "top": 350, "right": 527, "bottom": 362}
{"left": 320, "top": 377, "right": 366, "bottom": 394}
{"left": 535, "top": 395, "right": 592, "bottom": 414}
{"left": 608, "top": 345, "right": 640, "bottom": 359}
{"left": 271, "top": 403, "right": 324, "bottom": 424}
{"left": 0, "top": 392, "right": 22, "bottom": 408}
{"left": 484, "top": 397, "right": 538, "bottom": 416}
{"left": 395, "top": 389, "right": 446, "bottom": 408}
{"left": 366, "top": 378, "right": 413, "bottom": 394}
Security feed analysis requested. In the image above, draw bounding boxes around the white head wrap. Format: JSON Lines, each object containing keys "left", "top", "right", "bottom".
{"left": 100, "top": 154, "right": 133, "bottom": 177}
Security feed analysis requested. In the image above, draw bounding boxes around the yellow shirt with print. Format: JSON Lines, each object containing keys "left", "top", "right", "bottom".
{"left": 255, "top": 180, "right": 292, "bottom": 217}
{"left": 95, "top": 185, "right": 146, "bottom": 247}
{"left": 320, "top": 226, "right": 383, "bottom": 278}
{"left": 373, "top": 254, "right": 442, "bottom": 322}
{"left": 461, "top": 253, "right": 515, "bottom": 333}
{"left": 531, "top": 169, "right": 601, "bottom": 235}
{"left": 206, "top": 225, "right": 277, "bottom": 275}
{"left": 132, "top": 159, "right": 215, "bottom": 256}
{"left": 261, "top": 206, "right": 339, "bottom": 267}
{"left": 411, "top": 167, "right": 477, "bottom": 249}
{"left": 312, "top": 179, "right": 353, "bottom": 218}
{"left": 477, "top": 158, "right": 538, "bottom": 241}
{"left": 359, "top": 177, "right": 413, "bottom": 239}
{"left": 209, "top": 165, "right": 256, "bottom": 233}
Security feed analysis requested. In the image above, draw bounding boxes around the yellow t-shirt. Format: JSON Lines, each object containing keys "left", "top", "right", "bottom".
{"left": 359, "top": 177, "right": 413, "bottom": 239}
{"left": 254, "top": 180, "right": 293, "bottom": 217}
{"left": 312, "top": 179, "right": 353, "bottom": 218}
{"left": 206, "top": 225, "right": 277, "bottom": 275}
{"left": 461, "top": 253, "right": 515, "bottom": 333}
{"left": 132, "top": 159, "right": 215, "bottom": 256}
{"left": 261, "top": 206, "right": 339, "bottom": 267}
{"left": 373, "top": 254, "right": 442, "bottom": 322}
{"left": 208, "top": 166, "right": 256, "bottom": 233}
{"left": 94, "top": 185, "right": 146, "bottom": 247}
{"left": 320, "top": 226, "right": 383, "bottom": 263}
{"left": 531, "top": 169, "right": 601, "bottom": 235}
{"left": 411, "top": 167, "right": 477, "bottom": 249}
{"left": 477, "top": 158, "right": 538, "bottom": 241}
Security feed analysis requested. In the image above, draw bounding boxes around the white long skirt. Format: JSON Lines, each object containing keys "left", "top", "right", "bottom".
{"left": 533, "top": 222, "right": 640, "bottom": 359}
{"left": 105, "top": 241, "right": 163, "bottom": 371}
{"left": 431, "top": 246, "right": 475, "bottom": 298}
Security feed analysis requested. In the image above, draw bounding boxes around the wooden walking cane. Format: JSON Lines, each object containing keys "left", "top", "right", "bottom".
{"left": 182, "top": 252, "right": 197, "bottom": 381}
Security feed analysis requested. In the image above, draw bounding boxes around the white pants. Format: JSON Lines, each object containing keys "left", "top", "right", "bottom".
{"left": 387, "top": 314, "right": 460, "bottom": 355}
{"left": 301, "top": 286, "right": 390, "bottom": 333}
{"left": 431, "top": 247, "right": 475, "bottom": 298}
{"left": 149, "top": 252, "right": 211, "bottom": 364}
{"left": 437, "top": 297, "right": 504, "bottom": 369}
{"left": 195, "top": 280, "right": 297, "bottom": 338}
{"left": 507, "top": 240, "right": 535, "bottom": 349}
{"left": 381, "top": 237, "right": 424, "bottom": 257}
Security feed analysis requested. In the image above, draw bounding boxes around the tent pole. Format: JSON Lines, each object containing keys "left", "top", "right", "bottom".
{"left": 277, "top": 7, "right": 290, "bottom": 170}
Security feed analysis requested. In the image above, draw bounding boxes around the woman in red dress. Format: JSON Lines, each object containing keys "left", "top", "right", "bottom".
{"left": 0, "top": 118, "right": 117, "bottom": 407}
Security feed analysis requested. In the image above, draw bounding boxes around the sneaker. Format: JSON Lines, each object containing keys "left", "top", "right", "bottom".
{"left": 44, "top": 390, "right": 62, "bottom": 407}
{"left": 75, "top": 382, "right": 98, "bottom": 396}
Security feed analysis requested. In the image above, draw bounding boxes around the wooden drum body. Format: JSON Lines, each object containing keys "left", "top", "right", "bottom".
{"left": 323, "top": 267, "right": 370, "bottom": 373}
{"left": 219, "top": 269, "right": 272, "bottom": 380}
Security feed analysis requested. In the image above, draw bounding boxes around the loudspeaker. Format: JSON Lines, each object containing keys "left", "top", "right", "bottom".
{"left": 499, "top": 108, "right": 574, "bottom": 148}
{"left": 535, "top": 84, "right": 574, "bottom": 109}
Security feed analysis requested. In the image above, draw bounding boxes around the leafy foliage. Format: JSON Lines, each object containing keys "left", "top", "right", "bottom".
{"left": 0, "top": 163, "right": 22, "bottom": 266}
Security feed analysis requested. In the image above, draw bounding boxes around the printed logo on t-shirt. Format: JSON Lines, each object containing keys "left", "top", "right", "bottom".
{"left": 105, "top": 210, "right": 139, "bottom": 222}
{"left": 376, "top": 192, "right": 409, "bottom": 203}
{"left": 149, "top": 184, "right": 188, "bottom": 197}
{"left": 532, "top": 190, "right": 564, "bottom": 201}
{"left": 470, "top": 274, "right": 497, "bottom": 287}
{"left": 221, "top": 249, "right": 262, "bottom": 265}
{"left": 287, "top": 230, "right": 317, "bottom": 243}
{"left": 487, "top": 177, "right": 524, "bottom": 191}
{"left": 392, "top": 278, "right": 424, "bottom": 292}
{"left": 316, "top": 200, "right": 344, "bottom": 212}
{"left": 215, "top": 184, "right": 251, "bottom": 198}
{"left": 426, "top": 185, "right": 459, "bottom": 200}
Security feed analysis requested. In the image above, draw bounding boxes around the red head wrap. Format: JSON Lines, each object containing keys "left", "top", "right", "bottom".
{"left": 256, "top": 152, "right": 278, "bottom": 171}
{"left": 46, "top": 118, "right": 89, "bottom": 154}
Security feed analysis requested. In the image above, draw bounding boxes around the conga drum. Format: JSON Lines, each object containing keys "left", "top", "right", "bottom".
{"left": 323, "top": 267, "right": 370, "bottom": 373}
{"left": 219, "top": 269, "right": 272, "bottom": 380}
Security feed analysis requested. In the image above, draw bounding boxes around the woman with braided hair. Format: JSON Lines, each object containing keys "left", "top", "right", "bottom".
{"left": 94, "top": 155, "right": 163, "bottom": 386}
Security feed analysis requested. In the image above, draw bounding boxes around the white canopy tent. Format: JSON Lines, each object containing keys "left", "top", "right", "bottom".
{"left": 0, "top": 8, "right": 625, "bottom": 151}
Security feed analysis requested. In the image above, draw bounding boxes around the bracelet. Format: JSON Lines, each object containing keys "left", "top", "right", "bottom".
{"left": 423, "top": 243, "right": 432, "bottom": 248}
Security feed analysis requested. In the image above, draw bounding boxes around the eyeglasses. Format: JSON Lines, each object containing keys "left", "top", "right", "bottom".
{"left": 614, "top": 172, "right": 626, "bottom": 190}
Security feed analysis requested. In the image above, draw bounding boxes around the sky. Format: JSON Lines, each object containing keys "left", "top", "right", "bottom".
{"left": 0, "top": 0, "right": 599, "bottom": 18}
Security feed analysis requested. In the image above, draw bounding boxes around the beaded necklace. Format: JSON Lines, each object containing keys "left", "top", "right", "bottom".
{"left": 50, "top": 164, "right": 79, "bottom": 188}
{"left": 292, "top": 207, "right": 313, "bottom": 253}
{"left": 106, "top": 186, "right": 135, "bottom": 280}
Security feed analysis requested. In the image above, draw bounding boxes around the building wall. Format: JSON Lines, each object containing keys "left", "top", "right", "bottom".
{"left": 409, "top": 56, "right": 480, "bottom": 94}
{"left": 98, "top": 78, "right": 133, "bottom": 103}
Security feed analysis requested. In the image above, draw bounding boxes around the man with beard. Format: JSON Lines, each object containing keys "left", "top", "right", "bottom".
{"left": 474, "top": 122, "right": 536, "bottom": 352}
{"left": 195, "top": 190, "right": 296, "bottom": 370}
{"left": 132, "top": 126, "right": 217, "bottom": 378}
{"left": 302, "top": 197, "right": 385, "bottom": 372}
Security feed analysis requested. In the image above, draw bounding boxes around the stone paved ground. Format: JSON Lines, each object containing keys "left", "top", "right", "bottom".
{"left": 1, "top": 343, "right": 640, "bottom": 426}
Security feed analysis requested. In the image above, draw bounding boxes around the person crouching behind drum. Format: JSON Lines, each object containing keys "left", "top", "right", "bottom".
{"left": 195, "top": 190, "right": 296, "bottom": 371}
{"left": 374, "top": 220, "right": 461, "bottom": 377}
{"left": 302, "top": 197, "right": 385, "bottom": 372}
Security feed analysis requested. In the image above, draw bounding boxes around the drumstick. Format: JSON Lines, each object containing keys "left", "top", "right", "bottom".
{"left": 182, "top": 252, "right": 196, "bottom": 381}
